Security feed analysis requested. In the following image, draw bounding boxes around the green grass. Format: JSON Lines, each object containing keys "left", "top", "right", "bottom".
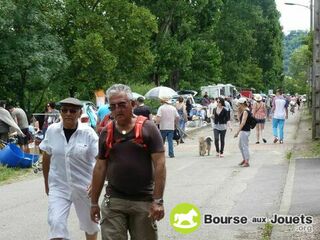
{"left": 0, "top": 165, "right": 31, "bottom": 183}
{"left": 298, "top": 139, "right": 320, "bottom": 158}
{"left": 286, "top": 151, "right": 293, "bottom": 160}
{"left": 261, "top": 222, "right": 273, "bottom": 240}
{"left": 310, "top": 140, "right": 320, "bottom": 156}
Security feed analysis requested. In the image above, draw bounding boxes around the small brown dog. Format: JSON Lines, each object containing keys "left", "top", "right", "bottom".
{"left": 199, "top": 136, "right": 213, "bottom": 156}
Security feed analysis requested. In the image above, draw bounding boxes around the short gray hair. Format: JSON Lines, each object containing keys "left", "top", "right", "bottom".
{"left": 106, "top": 84, "right": 133, "bottom": 102}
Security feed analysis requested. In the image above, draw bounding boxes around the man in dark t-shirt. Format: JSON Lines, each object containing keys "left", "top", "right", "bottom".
{"left": 98, "top": 120, "right": 164, "bottom": 199}
{"left": 90, "top": 84, "right": 166, "bottom": 240}
{"left": 133, "top": 97, "right": 152, "bottom": 120}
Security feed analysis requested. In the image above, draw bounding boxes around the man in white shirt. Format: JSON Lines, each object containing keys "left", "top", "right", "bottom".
{"left": 40, "top": 97, "right": 99, "bottom": 240}
{"left": 156, "top": 97, "right": 179, "bottom": 158}
{"left": 271, "top": 89, "right": 289, "bottom": 144}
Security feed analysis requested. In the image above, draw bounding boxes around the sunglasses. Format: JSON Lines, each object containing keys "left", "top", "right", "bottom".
{"left": 60, "top": 108, "right": 79, "bottom": 114}
{"left": 108, "top": 101, "right": 129, "bottom": 111}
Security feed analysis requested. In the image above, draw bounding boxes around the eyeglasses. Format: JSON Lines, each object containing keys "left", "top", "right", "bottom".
{"left": 60, "top": 108, "right": 79, "bottom": 114}
{"left": 108, "top": 101, "right": 129, "bottom": 111}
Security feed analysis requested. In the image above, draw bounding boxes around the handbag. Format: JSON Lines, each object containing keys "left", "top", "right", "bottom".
{"left": 173, "top": 128, "right": 181, "bottom": 140}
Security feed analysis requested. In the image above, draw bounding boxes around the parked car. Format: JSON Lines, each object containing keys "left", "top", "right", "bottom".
{"left": 80, "top": 101, "right": 98, "bottom": 128}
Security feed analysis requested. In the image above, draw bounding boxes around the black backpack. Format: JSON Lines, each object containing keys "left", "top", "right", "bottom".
{"left": 248, "top": 111, "right": 257, "bottom": 129}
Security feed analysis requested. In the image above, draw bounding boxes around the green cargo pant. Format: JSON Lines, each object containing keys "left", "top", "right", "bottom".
{"left": 100, "top": 197, "right": 158, "bottom": 240}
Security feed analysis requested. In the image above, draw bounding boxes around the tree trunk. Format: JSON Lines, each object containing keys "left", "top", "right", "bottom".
{"left": 171, "top": 69, "right": 180, "bottom": 90}
{"left": 19, "top": 68, "right": 27, "bottom": 110}
{"left": 69, "top": 86, "right": 77, "bottom": 97}
{"left": 152, "top": 72, "right": 160, "bottom": 86}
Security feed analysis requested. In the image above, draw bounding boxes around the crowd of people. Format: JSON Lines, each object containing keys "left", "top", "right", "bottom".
{"left": 208, "top": 89, "right": 303, "bottom": 167}
{"left": 0, "top": 85, "right": 305, "bottom": 239}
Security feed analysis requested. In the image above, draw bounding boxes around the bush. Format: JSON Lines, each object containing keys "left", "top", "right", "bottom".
{"left": 145, "top": 99, "right": 161, "bottom": 114}
{"left": 130, "top": 82, "right": 156, "bottom": 95}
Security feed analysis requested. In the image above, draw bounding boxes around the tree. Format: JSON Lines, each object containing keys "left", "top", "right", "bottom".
{"left": 215, "top": 0, "right": 262, "bottom": 89}
{"left": 215, "top": 0, "right": 283, "bottom": 92}
{"left": 133, "top": 0, "right": 222, "bottom": 90}
{"left": 0, "top": 0, "right": 68, "bottom": 113}
{"left": 252, "top": 0, "right": 283, "bottom": 91}
{"left": 284, "top": 45, "right": 310, "bottom": 94}
{"left": 52, "top": 0, "right": 157, "bottom": 98}
{"left": 283, "top": 30, "right": 308, "bottom": 74}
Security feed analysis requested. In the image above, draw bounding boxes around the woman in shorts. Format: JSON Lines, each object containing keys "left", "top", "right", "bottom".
{"left": 252, "top": 94, "right": 267, "bottom": 144}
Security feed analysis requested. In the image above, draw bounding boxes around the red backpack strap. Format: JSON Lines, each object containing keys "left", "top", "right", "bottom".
{"left": 104, "top": 120, "right": 114, "bottom": 158}
{"left": 134, "top": 115, "right": 147, "bottom": 146}
{"left": 98, "top": 114, "right": 111, "bottom": 134}
{"left": 105, "top": 116, "right": 147, "bottom": 158}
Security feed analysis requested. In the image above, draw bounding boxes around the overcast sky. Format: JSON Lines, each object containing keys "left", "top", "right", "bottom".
{"left": 275, "top": 0, "right": 311, "bottom": 33}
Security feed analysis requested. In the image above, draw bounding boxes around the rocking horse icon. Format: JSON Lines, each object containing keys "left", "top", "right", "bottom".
{"left": 173, "top": 208, "right": 199, "bottom": 228}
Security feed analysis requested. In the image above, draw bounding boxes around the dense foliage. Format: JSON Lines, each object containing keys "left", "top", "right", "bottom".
{"left": 285, "top": 42, "right": 311, "bottom": 94}
{"left": 0, "top": 0, "right": 287, "bottom": 114}
{"left": 215, "top": 0, "right": 283, "bottom": 91}
{"left": 0, "top": 0, "right": 68, "bottom": 112}
{"left": 283, "top": 30, "right": 308, "bottom": 74}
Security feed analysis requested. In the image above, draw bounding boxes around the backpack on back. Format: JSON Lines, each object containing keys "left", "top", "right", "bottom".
{"left": 248, "top": 111, "right": 257, "bottom": 129}
{"left": 104, "top": 115, "right": 148, "bottom": 158}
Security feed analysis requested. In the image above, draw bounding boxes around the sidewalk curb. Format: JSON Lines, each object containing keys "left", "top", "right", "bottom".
{"left": 270, "top": 112, "right": 302, "bottom": 240}
{"left": 185, "top": 124, "right": 211, "bottom": 135}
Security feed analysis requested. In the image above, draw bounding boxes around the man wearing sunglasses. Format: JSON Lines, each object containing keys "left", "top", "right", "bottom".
{"left": 40, "top": 97, "right": 99, "bottom": 240}
{"left": 90, "top": 84, "right": 166, "bottom": 240}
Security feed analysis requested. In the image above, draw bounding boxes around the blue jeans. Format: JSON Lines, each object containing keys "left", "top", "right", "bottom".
{"left": 160, "top": 130, "right": 174, "bottom": 157}
{"left": 272, "top": 118, "right": 285, "bottom": 140}
{"left": 178, "top": 118, "right": 186, "bottom": 138}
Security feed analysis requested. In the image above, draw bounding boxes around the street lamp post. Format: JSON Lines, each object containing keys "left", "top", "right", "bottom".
{"left": 285, "top": 2, "right": 313, "bottom": 29}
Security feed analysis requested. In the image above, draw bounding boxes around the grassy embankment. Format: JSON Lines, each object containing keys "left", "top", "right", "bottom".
{"left": 0, "top": 147, "right": 41, "bottom": 184}
{"left": 0, "top": 165, "right": 32, "bottom": 184}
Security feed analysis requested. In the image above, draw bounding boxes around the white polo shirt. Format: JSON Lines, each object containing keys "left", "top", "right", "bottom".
{"left": 39, "top": 121, "right": 98, "bottom": 199}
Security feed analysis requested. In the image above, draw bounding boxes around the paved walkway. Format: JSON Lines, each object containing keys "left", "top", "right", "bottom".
{"left": 2, "top": 109, "right": 318, "bottom": 239}
{"left": 271, "top": 111, "right": 320, "bottom": 240}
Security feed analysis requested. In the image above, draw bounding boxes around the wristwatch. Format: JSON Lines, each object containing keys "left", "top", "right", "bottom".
{"left": 153, "top": 198, "right": 164, "bottom": 205}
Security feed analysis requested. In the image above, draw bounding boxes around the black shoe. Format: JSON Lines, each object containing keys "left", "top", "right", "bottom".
{"left": 169, "top": 155, "right": 175, "bottom": 158}
{"left": 262, "top": 138, "right": 267, "bottom": 143}
{"left": 256, "top": 141, "right": 260, "bottom": 144}
{"left": 180, "top": 139, "right": 184, "bottom": 144}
